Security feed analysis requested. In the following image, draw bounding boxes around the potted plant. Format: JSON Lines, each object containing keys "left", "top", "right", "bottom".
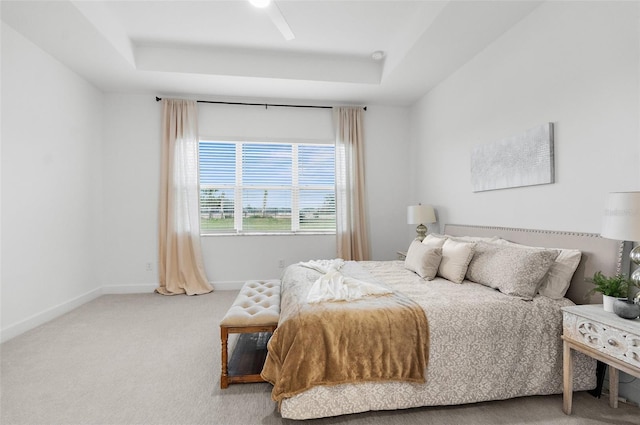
{"left": 588, "top": 271, "right": 629, "bottom": 312}
{"left": 613, "top": 282, "right": 640, "bottom": 319}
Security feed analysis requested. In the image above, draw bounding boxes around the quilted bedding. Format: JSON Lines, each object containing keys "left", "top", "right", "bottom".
{"left": 274, "top": 260, "right": 596, "bottom": 420}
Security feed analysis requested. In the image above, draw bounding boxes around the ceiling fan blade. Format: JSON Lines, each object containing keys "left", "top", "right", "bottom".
{"left": 266, "top": 2, "right": 295, "bottom": 41}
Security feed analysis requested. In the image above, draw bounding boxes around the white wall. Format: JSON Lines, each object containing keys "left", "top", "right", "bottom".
{"left": 410, "top": 1, "right": 640, "bottom": 234}
{"left": 101, "top": 95, "right": 160, "bottom": 292}
{"left": 0, "top": 23, "right": 413, "bottom": 335}
{"left": 197, "top": 103, "right": 335, "bottom": 287}
{"left": 363, "top": 105, "right": 414, "bottom": 259}
{"left": 408, "top": 0, "right": 640, "bottom": 405}
{"left": 1, "top": 23, "right": 104, "bottom": 341}
{"left": 100, "top": 97, "right": 412, "bottom": 290}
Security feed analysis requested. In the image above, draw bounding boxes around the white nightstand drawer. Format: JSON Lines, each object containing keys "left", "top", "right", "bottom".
{"left": 561, "top": 304, "right": 640, "bottom": 415}
{"left": 563, "top": 311, "right": 640, "bottom": 368}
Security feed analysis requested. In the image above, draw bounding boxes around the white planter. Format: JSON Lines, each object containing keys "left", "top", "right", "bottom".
{"left": 602, "top": 295, "right": 624, "bottom": 313}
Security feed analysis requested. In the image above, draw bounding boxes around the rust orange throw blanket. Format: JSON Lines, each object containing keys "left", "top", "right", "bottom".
{"left": 261, "top": 261, "right": 429, "bottom": 402}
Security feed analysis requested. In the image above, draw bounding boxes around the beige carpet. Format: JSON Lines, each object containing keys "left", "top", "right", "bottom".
{"left": 1, "top": 292, "right": 638, "bottom": 425}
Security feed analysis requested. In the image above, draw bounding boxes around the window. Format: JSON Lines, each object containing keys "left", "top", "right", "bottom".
{"left": 199, "top": 140, "right": 336, "bottom": 235}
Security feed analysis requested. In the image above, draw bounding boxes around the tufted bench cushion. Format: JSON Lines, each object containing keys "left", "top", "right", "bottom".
{"left": 220, "top": 279, "right": 280, "bottom": 327}
{"left": 220, "top": 279, "right": 281, "bottom": 389}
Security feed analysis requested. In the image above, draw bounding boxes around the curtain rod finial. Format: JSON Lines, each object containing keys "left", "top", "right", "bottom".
{"left": 156, "top": 96, "right": 161, "bottom": 102}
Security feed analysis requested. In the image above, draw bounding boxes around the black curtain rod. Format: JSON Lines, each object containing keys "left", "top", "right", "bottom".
{"left": 155, "top": 97, "right": 366, "bottom": 111}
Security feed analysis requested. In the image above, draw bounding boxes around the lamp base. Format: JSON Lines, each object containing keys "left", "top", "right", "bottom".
{"left": 630, "top": 245, "right": 640, "bottom": 300}
{"left": 415, "top": 224, "right": 428, "bottom": 242}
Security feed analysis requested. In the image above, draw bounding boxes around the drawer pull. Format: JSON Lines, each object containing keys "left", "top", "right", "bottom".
{"left": 607, "top": 339, "right": 617, "bottom": 347}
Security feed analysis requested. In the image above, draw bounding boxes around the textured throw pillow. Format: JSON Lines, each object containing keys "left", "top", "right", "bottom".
{"left": 404, "top": 241, "right": 442, "bottom": 280}
{"left": 437, "top": 239, "right": 476, "bottom": 284}
{"left": 466, "top": 242, "right": 559, "bottom": 300}
{"left": 493, "top": 239, "right": 582, "bottom": 299}
{"left": 421, "top": 234, "right": 446, "bottom": 249}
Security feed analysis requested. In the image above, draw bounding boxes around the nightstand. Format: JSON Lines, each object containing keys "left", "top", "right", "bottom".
{"left": 561, "top": 304, "right": 640, "bottom": 415}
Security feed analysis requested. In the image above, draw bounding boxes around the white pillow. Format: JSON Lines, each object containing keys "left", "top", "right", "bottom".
{"left": 493, "top": 239, "right": 581, "bottom": 299}
{"left": 422, "top": 234, "right": 446, "bottom": 248}
{"left": 404, "top": 241, "right": 442, "bottom": 280}
{"left": 438, "top": 239, "right": 476, "bottom": 284}
{"left": 539, "top": 249, "right": 582, "bottom": 299}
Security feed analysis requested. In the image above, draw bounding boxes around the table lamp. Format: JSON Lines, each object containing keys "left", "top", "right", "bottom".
{"left": 407, "top": 204, "right": 436, "bottom": 242}
{"left": 601, "top": 191, "right": 640, "bottom": 293}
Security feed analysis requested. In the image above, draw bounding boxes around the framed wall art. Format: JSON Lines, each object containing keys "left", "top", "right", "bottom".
{"left": 470, "top": 123, "right": 554, "bottom": 192}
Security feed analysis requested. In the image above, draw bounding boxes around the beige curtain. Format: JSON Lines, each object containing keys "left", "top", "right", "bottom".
{"left": 157, "top": 99, "right": 213, "bottom": 296}
{"left": 334, "top": 106, "right": 370, "bottom": 261}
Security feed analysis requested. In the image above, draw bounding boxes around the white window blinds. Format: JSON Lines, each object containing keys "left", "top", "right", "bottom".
{"left": 199, "top": 140, "right": 336, "bottom": 234}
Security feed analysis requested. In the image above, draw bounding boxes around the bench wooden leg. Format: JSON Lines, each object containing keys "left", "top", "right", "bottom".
{"left": 221, "top": 326, "right": 229, "bottom": 389}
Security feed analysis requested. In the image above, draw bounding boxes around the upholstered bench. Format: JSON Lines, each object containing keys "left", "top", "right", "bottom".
{"left": 220, "top": 279, "right": 280, "bottom": 388}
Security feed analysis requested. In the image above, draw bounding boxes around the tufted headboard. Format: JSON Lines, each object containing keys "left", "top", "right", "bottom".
{"left": 443, "top": 224, "right": 629, "bottom": 305}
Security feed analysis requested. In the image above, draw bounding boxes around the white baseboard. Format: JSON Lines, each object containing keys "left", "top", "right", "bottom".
{"left": 1, "top": 280, "right": 256, "bottom": 343}
{"left": 102, "top": 282, "right": 246, "bottom": 292}
{"left": 102, "top": 282, "right": 247, "bottom": 292}
{"left": 0, "top": 287, "right": 103, "bottom": 343}
{"left": 102, "top": 280, "right": 246, "bottom": 294}
{"left": 102, "top": 284, "right": 157, "bottom": 294}
{"left": 212, "top": 281, "right": 245, "bottom": 291}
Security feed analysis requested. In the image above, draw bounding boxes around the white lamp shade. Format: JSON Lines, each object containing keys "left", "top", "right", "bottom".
{"left": 407, "top": 205, "right": 436, "bottom": 225}
{"left": 601, "top": 191, "right": 640, "bottom": 241}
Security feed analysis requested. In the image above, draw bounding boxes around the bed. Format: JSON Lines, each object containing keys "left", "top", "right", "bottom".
{"left": 261, "top": 224, "right": 628, "bottom": 420}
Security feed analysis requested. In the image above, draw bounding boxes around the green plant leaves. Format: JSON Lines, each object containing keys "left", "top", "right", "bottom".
{"left": 588, "top": 271, "right": 630, "bottom": 298}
